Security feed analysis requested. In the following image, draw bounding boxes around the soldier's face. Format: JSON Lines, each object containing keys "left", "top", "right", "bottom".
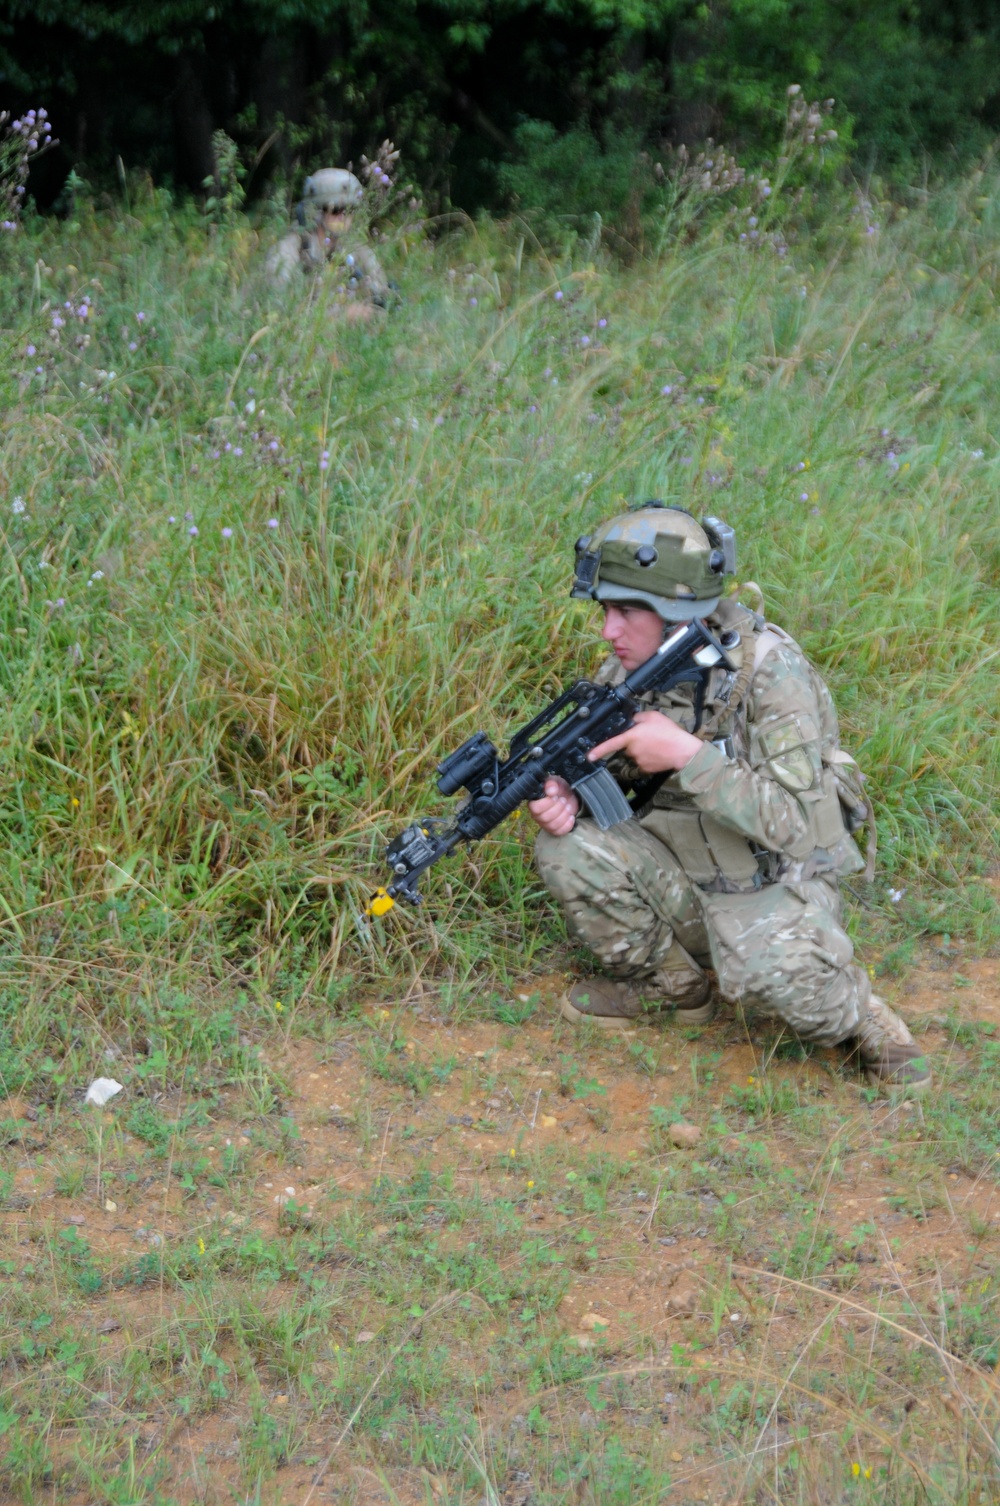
{"left": 600, "top": 603, "right": 666, "bottom": 670}
{"left": 319, "top": 209, "right": 353, "bottom": 240}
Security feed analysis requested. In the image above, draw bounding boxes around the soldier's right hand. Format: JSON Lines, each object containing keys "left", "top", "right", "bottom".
{"left": 527, "top": 777, "right": 581, "bottom": 836}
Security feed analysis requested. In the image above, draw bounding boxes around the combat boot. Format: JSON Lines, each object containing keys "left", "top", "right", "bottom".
{"left": 851, "top": 996, "right": 932, "bottom": 1095}
{"left": 558, "top": 974, "right": 713, "bottom": 1030}
{"left": 654, "top": 968, "right": 715, "bottom": 1027}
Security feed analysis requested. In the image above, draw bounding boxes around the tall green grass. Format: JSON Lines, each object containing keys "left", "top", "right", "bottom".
{"left": 0, "top": 173, "right": 998, "bottom": 1020}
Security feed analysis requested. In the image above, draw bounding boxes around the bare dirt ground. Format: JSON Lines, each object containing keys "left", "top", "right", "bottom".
{"left": 3, "top": 954, "right": 999, "bottom": 1504}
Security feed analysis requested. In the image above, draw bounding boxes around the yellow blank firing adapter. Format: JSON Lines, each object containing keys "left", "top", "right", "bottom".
{"left": 366, "top": 887, "right": 395, "bottom": 918}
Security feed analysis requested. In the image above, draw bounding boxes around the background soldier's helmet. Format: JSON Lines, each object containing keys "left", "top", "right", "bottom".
{"left": 571, "top": 502, "right": 736, "bottom": 621}
{"left": 300, "top": 168, "right": 364, "bottom": 216}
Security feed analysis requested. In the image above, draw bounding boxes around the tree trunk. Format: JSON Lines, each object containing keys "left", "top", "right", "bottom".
{"left": 173, "top": 53, "right": 216, "bottom": 191}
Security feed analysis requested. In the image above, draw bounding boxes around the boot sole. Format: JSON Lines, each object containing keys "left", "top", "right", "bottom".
{"left": 559, "top": 994, "right": 715, "bottom": 1030}
{"left": 865, "top": 1068, "right": 933, "bottom": 1098}
{"left": 673, "top": 999, "right": 716, "bottom": 1027}
{"left": 559, "top": 995, "right": 639, "bottom": 1030}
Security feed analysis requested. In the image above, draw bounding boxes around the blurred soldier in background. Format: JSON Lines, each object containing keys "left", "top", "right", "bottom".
{"left": 267, "top": 167, "right": 391, "bottom": 316}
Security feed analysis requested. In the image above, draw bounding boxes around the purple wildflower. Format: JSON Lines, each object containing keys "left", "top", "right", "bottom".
{"left": 233, "top": 446, "right": 243, "bottom": 457}
{"left": 469, "top": 297, "right": 478, "bottom": 307}
{"left": 188, "top": 526, "right": 198, "bottom": 537}
{"left": 554, "top": 290, "right": 563, "bottom": 301}
{"left": 580, "top": 335, "right": 590, "bottom": 347}
{"left": 128, "top": 341, "right": 137, "bottom": 351}
{"left": 26, "top": 344, "right": 35, "bottom": 356}
{"left": 661, "top": 385, "right": 672, "bottom": 396}
{"left": 266, "top": 518, "right": 279, "bottom": 530}
{"left": 268, "top": 440, "right": 279, "bottom": 452}
{"left": 598, "top": 318, "right": 607, "bottom": 329}
{"left": 136, "top": 311, "right": 145, "bottom": 322}
{"left": 799, "top": 491, "right": 809, "bottom": 502}
{"left": 221, "top": 526, "right": 233, "bottom": 538}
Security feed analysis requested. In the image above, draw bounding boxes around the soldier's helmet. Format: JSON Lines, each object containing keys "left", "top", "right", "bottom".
{"left": 301, "top": 168, "right": 364, "bottom": 215}
{"left": 571, "top": 502, "right": 736, "bottom": 622}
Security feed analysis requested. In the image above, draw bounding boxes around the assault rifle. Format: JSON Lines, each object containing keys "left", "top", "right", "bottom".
{"left": 369, "top": 618, "right": 735, "bottom": 913}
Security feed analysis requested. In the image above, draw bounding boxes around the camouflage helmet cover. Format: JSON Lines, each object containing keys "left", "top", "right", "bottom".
{"left": 571, "top": 503, "right": 736, "bottom": 622}
{"left": 301, "top": 168, "right": 364, "bottom": 213}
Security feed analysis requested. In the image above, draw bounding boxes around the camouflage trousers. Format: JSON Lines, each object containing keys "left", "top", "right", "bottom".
{"left": 535, "top": 818, "right": 870, "bottom": 1046}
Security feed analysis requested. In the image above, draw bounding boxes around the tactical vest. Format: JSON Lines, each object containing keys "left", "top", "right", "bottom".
{"left": 602, "top": 600, "right": 869, "bottom": 893}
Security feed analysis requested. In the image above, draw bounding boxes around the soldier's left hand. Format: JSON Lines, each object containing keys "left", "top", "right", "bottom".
{"left": 587, "top": 710, "right": 702, "bottom": 773}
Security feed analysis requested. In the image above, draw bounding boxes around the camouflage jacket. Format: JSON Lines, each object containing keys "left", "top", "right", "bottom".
{"left": 594, "top": 598, "right": 867, "bottom": 893}
{"left": 268, "top": 230, "right": 390, "bottom": 307}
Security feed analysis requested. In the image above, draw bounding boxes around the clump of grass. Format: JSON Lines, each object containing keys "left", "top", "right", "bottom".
{"left": 0, "top": 167, "right": 997, "bottom": 1020}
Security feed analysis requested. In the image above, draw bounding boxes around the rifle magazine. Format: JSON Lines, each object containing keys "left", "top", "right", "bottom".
{"left": 572, "top": 767, "right": 634, "bottom": 830}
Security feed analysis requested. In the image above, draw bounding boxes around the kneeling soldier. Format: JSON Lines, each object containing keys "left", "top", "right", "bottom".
{"left": 528, "top": 502, "right": 931, "bottom": 1096}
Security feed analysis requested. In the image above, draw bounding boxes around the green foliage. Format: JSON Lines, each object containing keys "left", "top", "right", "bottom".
{"left": 3, "top": 0, "right": 1000, "bottom": 214}
{"left": 0, "top": 175, "right": 997, "bottom": 1025}
{"left": 498, "top": 120, "right": 647, "bottom": 229}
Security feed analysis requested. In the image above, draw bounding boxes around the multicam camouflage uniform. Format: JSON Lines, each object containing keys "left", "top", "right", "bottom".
{"left": 536, "top": 573, "right": 873, "bottom": 1047}
{"left": 267, "top": 167, "right": 391, "bottom": 311}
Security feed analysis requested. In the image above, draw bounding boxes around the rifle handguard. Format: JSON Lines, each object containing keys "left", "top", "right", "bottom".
{"left": 373, "top": 618, "right": 734, "bottom": 908}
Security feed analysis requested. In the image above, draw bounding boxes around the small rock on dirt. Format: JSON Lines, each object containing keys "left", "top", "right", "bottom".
{"left": 668, "top": 1121, "right": 701, "bottom": 1148}
{"left": 665, "top": 1278, "right": 698, "bottom": 1314}
{"left": 578, "top": 1312, "right": 610, "bottom": 1332}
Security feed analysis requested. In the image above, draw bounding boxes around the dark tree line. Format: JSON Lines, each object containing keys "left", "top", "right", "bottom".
{"left": 2, "top": 0, "right": 999, "bottom": 210}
